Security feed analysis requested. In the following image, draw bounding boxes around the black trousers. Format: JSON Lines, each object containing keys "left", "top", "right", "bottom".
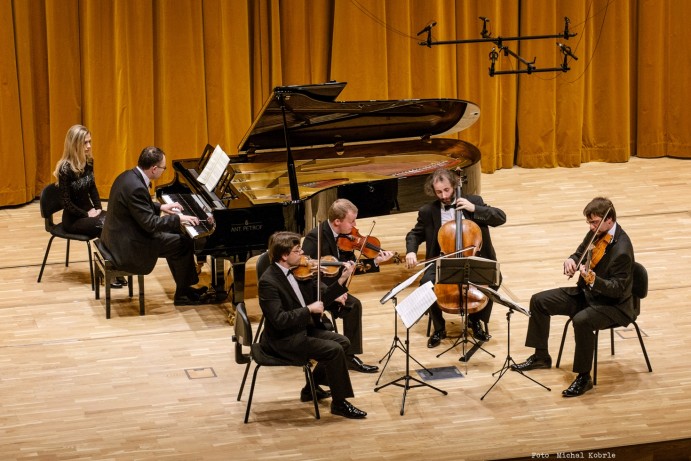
{"left": 304, "top": 327, "right": 354, "bottom": 401}
{"left": 158, "top": 231, "right": 199, "bottom": 290}
{"left": 63, "top": 212, "right": 106, "bottom": 239}
{"left": 326, "top": 293, "right": 363, "bottom": 356}
{"left": 526, "top": 287, "right": 614, "bottom": 373}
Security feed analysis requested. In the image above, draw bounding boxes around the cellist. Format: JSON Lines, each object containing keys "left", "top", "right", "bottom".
{"left": 405, "top": 168, "right": 507, "bottom": 348}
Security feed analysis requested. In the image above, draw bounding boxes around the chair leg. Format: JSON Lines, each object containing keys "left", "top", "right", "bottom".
{"left": 593, "top": 330, "right": 600, "bottom": 385}
{"left": 329, "top": 311, "right": 339, "bottom": 334}
{"left": 137, "top": 275, "right": 145, "bottom": 316}
{"left": 610, "top": 328, "right": 615, "bottom": 355}
{"left": 87, "top": 241, "right": 94, "bottom": 291}
{"left": 95, "top": 269, "right": 101, "bottom": 300}
{"left": 37, "top": 236, "right": 56, "bottom": 283}
{"left": 105, "top": 272, "right": 112, "bottom": 319}
{"left": 244, "top": 363, "right": 262, "bottom": 423}
{"left": 556, "top": 318, "right": 572, "bottom": 368}
{"left": 426, "top": 313, "right": 432, "bottom": 337}
{"left": 237, "top": 362, "right": 252, "bottom": 401}
{"left": 304, "top": 366, "right": 321, "bottom": 420}
{"left": 65, "top": 239, "right": 71, "bottom": 267}
{"left": 632, "top": 322, "right": 653, "bottom": 372}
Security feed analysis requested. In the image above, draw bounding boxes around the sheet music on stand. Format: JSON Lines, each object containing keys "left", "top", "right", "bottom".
{"left": 380, "top": 263, "right": 431, "bottom": 305}
{"left": 197, "top": 144, "right": 230, "bottom": 192}
{"left": 395, "top": 281, "right": 437, "bottom": 329}
{"left": 469, "top": 282, "right": 530, "bottom": 317}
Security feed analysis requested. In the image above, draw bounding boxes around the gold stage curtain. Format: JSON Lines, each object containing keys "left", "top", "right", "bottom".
{"left": 1, "top": 0, "right": 690, "bottom": 207}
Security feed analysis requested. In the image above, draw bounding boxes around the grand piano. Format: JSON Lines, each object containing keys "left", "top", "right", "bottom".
{"left": 156, "top": 81, "right": 482, "bottom": 305}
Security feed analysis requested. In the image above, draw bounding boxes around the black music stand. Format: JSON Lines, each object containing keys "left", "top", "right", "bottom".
{"left": 375, "top": 281, "right": 447, "bottom": 415}
{"left": 469, "top": 283, "right": 552, "bottom": 399}
{"left": 376, "top": 264, "right": 431, "bottom": 384}
{"left": 435, "top": 257, "right": 500, "bottom": 362}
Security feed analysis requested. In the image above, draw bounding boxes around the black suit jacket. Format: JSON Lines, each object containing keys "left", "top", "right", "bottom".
{"left": 565, "top": 224, "right": 635, "bottom": 326}
{"left": 258, "top": 263, "right": 348, "bottom": 360}
{"left": 101, "top": 168, "right": 180, "bottom": 274}
{"left": 405, "top": 195, "right": 506, "bottom": 262}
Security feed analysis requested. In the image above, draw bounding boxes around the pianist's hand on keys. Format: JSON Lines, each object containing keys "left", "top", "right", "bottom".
{"left": 161, "top": 202, "right": 199, "bottom": 226}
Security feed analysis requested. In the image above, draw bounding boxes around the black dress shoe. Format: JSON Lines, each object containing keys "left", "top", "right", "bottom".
{"left": 427, "top": 329, "right": 446, "bottom": 348}
{"left": 347, "top": 356, "right": 379, "bottom": 373}
{"left": 510, "top": 354, "right": 552, "bottom": 372}
{"left": 330, "top": 399, "right": 367, "bottom": 419}
{"left": 469, "top": 320, "right": 491, "bottom": 342}
{"left": 300, "top": 385, "right": 331, "bottom": 402}
{"left": 189, "top": 285, "right": 209, "bottom": 296}
{"left": 173, "top": 292, "right": 202, "bottom": 306}
{"left": 110, "top": 279, "right": 124, "bottom": 289}
{"left": 562, "top": 374, "right": 593, "bottom": 397}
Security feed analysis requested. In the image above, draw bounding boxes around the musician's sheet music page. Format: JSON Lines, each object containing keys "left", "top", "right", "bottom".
{"left": 197, "top": 144, "right": 230, "bottom": 192}
{"left": 396, "top": 281, "right": 437, "bottom": 329}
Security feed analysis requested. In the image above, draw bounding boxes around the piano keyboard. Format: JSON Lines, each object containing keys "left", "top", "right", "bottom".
{"left": 161, "top": 194, "right": 214, "bottom": 238}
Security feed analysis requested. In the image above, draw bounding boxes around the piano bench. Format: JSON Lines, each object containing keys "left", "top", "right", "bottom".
{"left": 93, "top": 239, "right": 145, "bottom": 319}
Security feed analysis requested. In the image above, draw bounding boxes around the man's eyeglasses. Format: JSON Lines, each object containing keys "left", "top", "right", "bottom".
{"left": 155, "top": 164, "right": 167, "bottom": 170}
{"left": 586, "top": 218, "right": 602, "bottom": 226}
{"left": 291, "top": 247, "right": 302, "bottom": 254}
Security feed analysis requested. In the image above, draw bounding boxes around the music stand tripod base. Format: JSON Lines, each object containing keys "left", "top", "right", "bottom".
{"left": 374, "top": 326, "right": 448, "bottom": 415}
{"left": 471, "top": 286, "right": 551, "bottom": 400}
{"left": 376, "top": 282, "right": 447, "bottom": 415}
{"left": 376, "top": 296, "right": 430, "bottom": 386}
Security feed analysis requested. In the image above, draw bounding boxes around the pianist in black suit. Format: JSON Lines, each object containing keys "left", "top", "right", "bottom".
{"left": 302, "top": 199, "right": 395, "bottom": 374}
{"left": 258, "top": 231, "right": 366, "bottom": 419}
{"left": 101, "top": 146, "right": 209, "bottom": 306}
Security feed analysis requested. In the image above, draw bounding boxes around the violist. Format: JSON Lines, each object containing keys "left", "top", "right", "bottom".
{"left": 511, "top": 197, "right": 635, "bottom": 398}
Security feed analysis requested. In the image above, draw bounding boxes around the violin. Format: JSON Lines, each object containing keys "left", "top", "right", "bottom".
{"left": 291, "top": 255, "right": 368, "bottom": 281}
{"left": 338, "top": 227, "right": 400, "bottom": 263}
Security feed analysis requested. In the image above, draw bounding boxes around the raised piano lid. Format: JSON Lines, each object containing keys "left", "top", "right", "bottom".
{"left": 237, "top": 81, "right": 480, "bottom": 154}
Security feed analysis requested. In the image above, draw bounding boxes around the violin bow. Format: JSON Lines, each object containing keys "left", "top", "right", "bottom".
{"left": 316, "top": 220, "right": 322, "bottom": 303}
{"left": 347, "top": 221, "right": 376, "bottom": 287}
{"left": 415, "top": 245, "right": 478, "bottom": 266}
{"left": 569, "top": 206, "right": 611, "bottom": 279}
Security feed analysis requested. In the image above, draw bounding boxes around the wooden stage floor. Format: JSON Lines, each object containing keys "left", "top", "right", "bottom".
{"left": 1, "top": 157, "right": 690, "bottom": 460}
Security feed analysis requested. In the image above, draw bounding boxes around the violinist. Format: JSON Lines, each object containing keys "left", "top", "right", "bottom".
{"left": 512, "top": 197, "right": 635, "bottom": 398}
{"left": 302, "top": 199, "right": 395, "bottom": 374}
{"left": 258, "top": 232, "right": 366, "bottom": 419}
{"left": 404, "top": 168, "right": 506, "bottom": 348}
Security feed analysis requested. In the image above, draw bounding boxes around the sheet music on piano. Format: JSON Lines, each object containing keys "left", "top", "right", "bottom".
{"left": 197, "top": 144, "right": 230, "bottom": 192}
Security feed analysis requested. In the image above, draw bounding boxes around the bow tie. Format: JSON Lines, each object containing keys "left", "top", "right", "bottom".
{"left": 443, "top": 204, "right": 455, "bottom": 211}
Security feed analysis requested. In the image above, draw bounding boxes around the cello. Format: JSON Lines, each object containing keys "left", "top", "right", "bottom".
{"left": 434, "top": 174, "right": 489, "bottom": 315}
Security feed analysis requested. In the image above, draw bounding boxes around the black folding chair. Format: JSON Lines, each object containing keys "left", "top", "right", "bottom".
{"left": 37, "top": 183, "right": 94, "bottom": 290}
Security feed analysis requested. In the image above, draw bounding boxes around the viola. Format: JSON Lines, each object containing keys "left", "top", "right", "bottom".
{"left": 338, "top": 227, "right": 400, "bottom": 263}
{"left": 570, "top": 206, "right": 613, "bottom": 281}
{"left": 582, "top": 233, "right": 613, "bottom": 285}
{"left": 588, "top": 233, "right": 612, "bottom": 269}
{"left": 291, "top": 255, "right": 367, "bottom": 281}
